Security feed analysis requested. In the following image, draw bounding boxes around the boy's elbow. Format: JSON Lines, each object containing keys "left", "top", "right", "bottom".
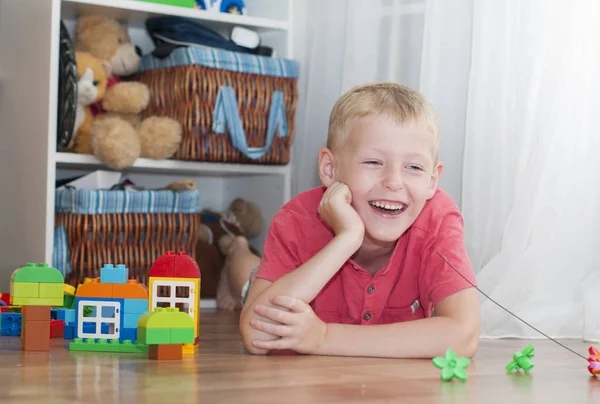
{"left": 239, "top": 308, "right": 271, "bottom": 355}
{"left": 458, "top": 319, "right": 480, "bottom": 358}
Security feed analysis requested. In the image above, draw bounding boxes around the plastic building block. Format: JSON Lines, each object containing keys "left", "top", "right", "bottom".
{"left": 0, "top": 293, "right": 9, "bottom": 305}
{"left": 11, "top": 297, "right": 63, "bottom": 307}
{"left": 138, "top": 307, "right": 195, "bottom": 329}
{"left": 121, "top": 327, "right": 137, "bottom": 342}
{"left": 64, "top": 284, "right": 76, "bottom": 295}
{"left": 432, "top": 349, "right": 470, "bottom": 381}
{"left": 22, "top": 306, "right": 50, "bottom": 322}
{"left": 149, "top": 344, "right": 182, "bottom": 360}
{"left": 69, "top": 338, "right": 149, "bottom": 353}
{"left": 100, "top": 264, "right": 129, "bottom": 284}
{"left": 588, "top": 346, "right": 600, "bottom": 376}
{"left": 112, "top": 281, "right": 148, "bottom": 299}
{"left": 11, "top": 282, "right": 39, "bottom": 298}
{"left": 39, "top": 283, "right": 63, "bottom": 299}
{"left": 64, "top": 325, "right": 76, "bottom": 340}
{"left": 75, "top": 281, "right": 114, "bottom": 298}
{"left": 1, "top": 313, "right": 22, "bottom": 336}
{"left": 11, "top": 263, "right": 64, "bottom": 283}
{"left": 123, "top": 313, "right": 141, "bottom": 329}
{"left": 50, "top": 319, "right": 64, "bottom": 339}
{"left": 170, "top": 327, "right": 195, "bottom": 344}
{"left": 149, "top": 251, "right": 200, "bottom": 279}
{"left": 506, "top": 344, "right": 535, "bottom": 373}
{"left": 123, "top": 298, "right": 148, "bottom": 314}
{"left": 22, "top": 321, "right": 50, "bottom": 351}
{"left": 138, "top": 327, "right": 171, "bottom": 344}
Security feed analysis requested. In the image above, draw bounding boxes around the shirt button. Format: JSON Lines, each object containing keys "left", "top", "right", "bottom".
{"left": 367, "top": 285, "right": 375, "bottom": 294}
{"left": 364, "top": 311, "right": 372, "bottom": 321}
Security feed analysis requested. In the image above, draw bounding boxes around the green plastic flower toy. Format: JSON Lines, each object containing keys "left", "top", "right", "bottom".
{"left": 506, "top": 344, "right": 535, "bottom": 373}
{"left": 432, "top": 349, "right": 471, "bottom": 381}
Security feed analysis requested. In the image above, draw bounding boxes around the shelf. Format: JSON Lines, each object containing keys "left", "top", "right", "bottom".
{"left": 61, "top": 0, "right": 289, "bottom": 32}
{"left": 55, "top": 152, "right": 290, "bottom": 176}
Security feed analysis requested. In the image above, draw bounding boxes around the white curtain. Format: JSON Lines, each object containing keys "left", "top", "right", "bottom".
{"left": 422, "top": 0, "right": 600, "bottom": 341}
{"left": 291, "top": 0, "right": 427, "bottom": 195}
{"left": 293, "top": 0, "right": 600, "bottom": 341}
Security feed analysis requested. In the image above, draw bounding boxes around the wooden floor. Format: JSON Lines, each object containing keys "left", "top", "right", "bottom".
{"left": 0, "top": 310, "right": 598, "bottom": 403}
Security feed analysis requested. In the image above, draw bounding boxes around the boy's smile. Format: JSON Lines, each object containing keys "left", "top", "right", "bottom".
{"left": 323, "top": 113, "right": 443, "bottom": 247}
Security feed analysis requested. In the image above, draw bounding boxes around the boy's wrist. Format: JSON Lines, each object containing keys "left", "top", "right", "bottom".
{"left": 334, "top": 232, "right": 363, "bottom": 255}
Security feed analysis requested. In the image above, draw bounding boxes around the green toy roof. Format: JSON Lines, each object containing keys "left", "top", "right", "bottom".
{"left": 137, "top": 307, "right": 195, "bottom": 329}
{"left": 10, "top": 263, "right": 64, "bottom": 283}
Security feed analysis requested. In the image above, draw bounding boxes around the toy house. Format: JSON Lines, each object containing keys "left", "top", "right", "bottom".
{"left": 148, "top": 251, "right": 200, "bottom": 354}
{"left": 73, "top": 264, "right": 148, "bottom": 343}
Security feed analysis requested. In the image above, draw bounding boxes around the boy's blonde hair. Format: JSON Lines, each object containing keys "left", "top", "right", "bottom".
{"left": 327, "top": 82, "right": 440, "bottom": 160}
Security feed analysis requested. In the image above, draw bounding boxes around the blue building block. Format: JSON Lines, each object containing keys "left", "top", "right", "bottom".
{"left": 64, "top": 324, "right": 76, "bottom": 340}
{"left": 123, "top": 313, "right": 142, "bottom": 329}
{"left": 123, "top": 298, "right": 148, "bottom": 314}
{"left": 100, "top": 264, "right": 128, "bottom": 284}
{"left": 1, "top": 313, "right": 22, "bottom": 336}
{"left": 53, "top": 308, "right": 76, "bottom": 324}
{"left": 121, "top": 327, "right": 137, "bottom": 342}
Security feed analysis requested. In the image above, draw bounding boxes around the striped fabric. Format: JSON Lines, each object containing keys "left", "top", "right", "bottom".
{"left": 138, "top": 46, "right": 300, "bottom": 78}
{"left": 53, "top": 226, "right": 71, "bottom": 276}
{"left": 55, "top": 189, "right": 202, "bottom": 214}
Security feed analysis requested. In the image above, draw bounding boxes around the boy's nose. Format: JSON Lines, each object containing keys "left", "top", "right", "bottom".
{"left": 382, "top": 171, "right": 404, "bottom": 191}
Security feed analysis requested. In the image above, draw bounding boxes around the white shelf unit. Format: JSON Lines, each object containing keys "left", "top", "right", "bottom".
{"left": 0, "top": 0, "right": 296, "bottom": 295}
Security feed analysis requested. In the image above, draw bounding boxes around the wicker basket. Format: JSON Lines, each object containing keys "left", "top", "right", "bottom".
{"left": 134, "top": 46, "right": 299, "bottom": 165}
{"left": 53, "top": 188, "right": 202, "bottom": 286}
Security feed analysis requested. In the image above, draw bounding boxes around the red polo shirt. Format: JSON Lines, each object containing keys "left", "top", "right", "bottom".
{"left": 255, "top": 186, "right": 477, "bottom": 325}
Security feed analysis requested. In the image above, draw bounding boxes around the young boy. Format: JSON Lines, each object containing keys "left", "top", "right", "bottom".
{"left": 225, "top": 82, "right": 479, "bottom": 358}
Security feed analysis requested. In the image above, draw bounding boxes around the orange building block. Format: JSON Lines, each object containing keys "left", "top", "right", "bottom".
{"left": 112, "top": 280, "right": 148, "bottom": 299}
{"left": 149, "top": 344, "right": 182, "bottom": 360}
{"left": 76, "top": 281, "right": 114, "bottom": 298}
{"left": 22, "top": 321, "right": 50, "bottom": 351}
{"left": 22, "top": 306, "right": 50, "bottom": 322}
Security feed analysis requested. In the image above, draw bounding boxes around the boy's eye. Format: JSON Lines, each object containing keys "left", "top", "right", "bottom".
{"left": 363, "top": 160, "right": 382, "bottom": 165}
{"left": 407, "top": 164, "right": 423, "bottom": 171}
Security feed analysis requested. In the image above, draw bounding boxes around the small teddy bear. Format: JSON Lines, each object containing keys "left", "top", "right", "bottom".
{"left": 69, "top": 51, "right": 110, "bottom": 154}
{"left": 195, "top": 198, "right": 264, "bottom": 298}
{"left": 73, "top": 15, "right": 182, "bottom": 169}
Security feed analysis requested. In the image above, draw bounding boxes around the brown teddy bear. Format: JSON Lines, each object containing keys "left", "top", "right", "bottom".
{"left": 195, "top": 198, "right": 264, "bottom": 298}
{"left": 73, "top": 15, "right": 182, "bottom": 169}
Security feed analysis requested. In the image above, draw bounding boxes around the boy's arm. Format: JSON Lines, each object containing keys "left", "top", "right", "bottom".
{"left": 315, "top": 287, "right": 480, "bottom": 358}
{"left": 240, "top": 232, "right": 361, "bottom": 354}
{"left": 240, "top": 182, "right": 364, "bottom": 354}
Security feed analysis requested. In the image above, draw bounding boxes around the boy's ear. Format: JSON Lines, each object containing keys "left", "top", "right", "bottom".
{"left": 318, "top": 147, "right": 336, "bottom": 187}
{"left": 427, "top": 162, "right": 444, "bottom": 199}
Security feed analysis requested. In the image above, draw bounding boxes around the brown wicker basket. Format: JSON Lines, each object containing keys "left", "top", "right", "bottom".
{"left": 53, "top": 189, "right": 202, "bottom": 287}
{"left": 134, "top": 47, "right": 299, "bottom": 165}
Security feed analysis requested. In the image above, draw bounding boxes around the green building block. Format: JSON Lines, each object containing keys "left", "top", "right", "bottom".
{"left": 11, "top": 282, "right": 39, "bottom": 298}
{"left": 138, "top": 307, "right": 195, "bottom": 329}
{"left": 11, "top": 263, "right": 64, "bottom": 283}
{"left": 170, "top": 328, "right": 195, "bottom": 344}
{"left": 11, "top": 297, "right": 63, "bottom": 306}
{"left": 138, "top": 327, "right": 171, "bottom": 344}
{"left": 39, "top": 283, "right": 63, "bottom": 299}
{"left": 69, "top": 338, "right": 149, "bottom": 353}
{"left": 63, "top": 294, "right": 75, "bottom": 309}
{"left": 133, "top": 0, "right": 195, "bottom": 7}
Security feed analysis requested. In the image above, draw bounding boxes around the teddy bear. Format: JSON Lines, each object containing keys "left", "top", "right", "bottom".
{"left": 69, "top": 51, "right": 110, "bottom": 153}
{"left": 72, "top": 15, "right": 182, "bottom": 170}
{"left": 194, "top": 198, "right": 264, "bottom": 298}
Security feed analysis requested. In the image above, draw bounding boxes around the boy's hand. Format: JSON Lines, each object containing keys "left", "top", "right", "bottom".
{"left": 249, "top": 296, "right": 328, "bottom": 354}
{"left": 319, "top": 181, "right": 364, "bottom": 246}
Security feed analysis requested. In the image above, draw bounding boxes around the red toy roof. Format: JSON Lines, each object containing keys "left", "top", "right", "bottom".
{"left": 149, "top": 251, "right": 200, "bottom": 279}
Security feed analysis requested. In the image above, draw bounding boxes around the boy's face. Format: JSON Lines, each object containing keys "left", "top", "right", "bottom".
{"left": 319, "top": 114, "right": 443, "bottom": 246}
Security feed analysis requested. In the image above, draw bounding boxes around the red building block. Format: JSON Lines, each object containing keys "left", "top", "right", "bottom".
{"left": 50, "top": 320, "right": 64, "bottom": 339}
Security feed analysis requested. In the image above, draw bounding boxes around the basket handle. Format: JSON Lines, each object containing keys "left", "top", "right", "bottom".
{"left": 212, "top": 86, "right": 288, "bottom": 160}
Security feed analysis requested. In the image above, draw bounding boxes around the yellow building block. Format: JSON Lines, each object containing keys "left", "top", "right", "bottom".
{"left": 10, "top": 282, "right": 39, "bottom": 298}
{"left": 11, "top": 297, "right": 63, "bottom": 306}
{"left": 39, "top": 283, "right": 64, "bottom": 299}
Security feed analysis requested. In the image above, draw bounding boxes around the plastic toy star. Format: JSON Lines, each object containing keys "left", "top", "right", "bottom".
{"left": 588, "top": 346, "right": 600, "bottom": 376}
{"left": 432, "top": 349, "right": 470, "bottom": 381}
{"left": 506, "top": 344, "right": 535, "bottom": 373}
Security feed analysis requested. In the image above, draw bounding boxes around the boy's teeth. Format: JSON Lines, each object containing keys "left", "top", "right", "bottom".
{"left": 370, "top": 201, "right": 405, "bottom": 210}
